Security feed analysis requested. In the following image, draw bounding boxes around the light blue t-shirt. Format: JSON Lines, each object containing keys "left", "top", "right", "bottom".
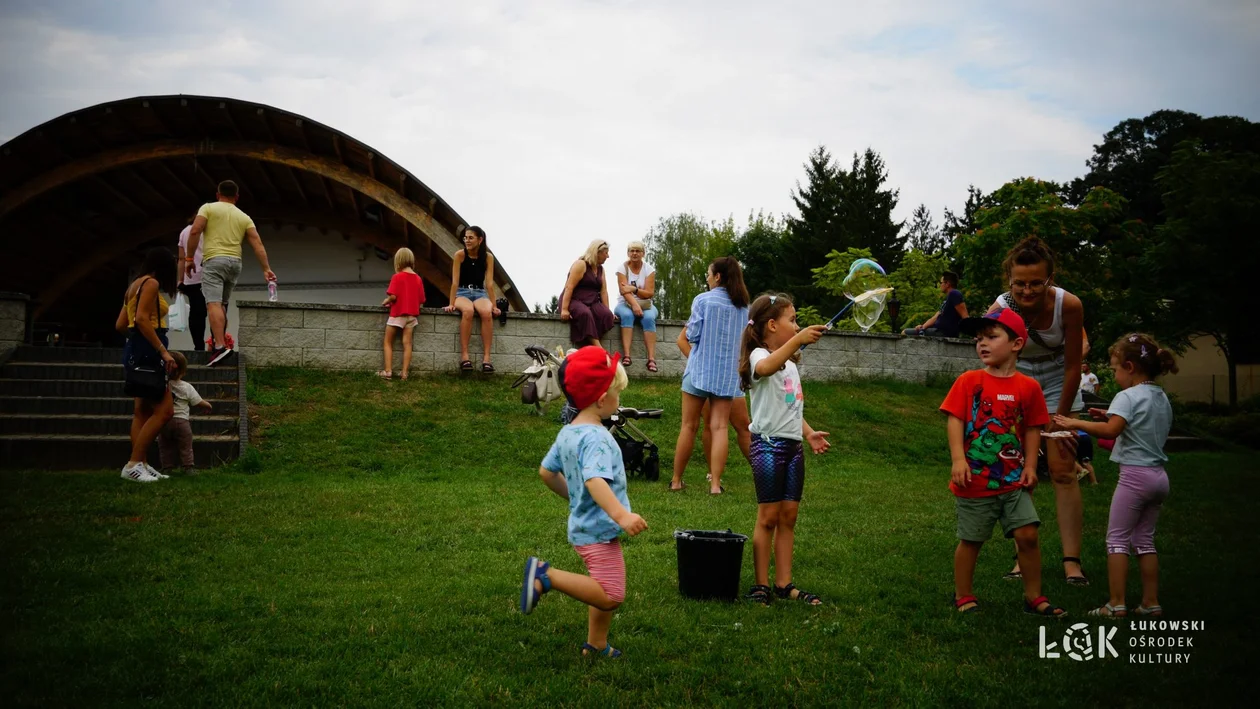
{"left": 541, "top": 424, "right": 631, "bottom": 546}
{"left": 1107, "top": 383, "right": 1173, "bottom": 466}
{"left": 683, "top": 287, "right": 748, "bottom": 398}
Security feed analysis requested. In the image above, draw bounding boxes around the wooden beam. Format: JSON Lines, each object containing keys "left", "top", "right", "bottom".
{"left": 92, "top": 176, "right": 148, "bottom": 219}
{"left": 0, "top": 139, "right": 526, "bottom": 310}
{"left": 230, "top": 156, "right": 279, "bottom": 202}
{"left": 126, "top": 167, "right": 177, "bottom": 212}
{"left": 318, "top": 175, "right": 337, "bottom": 210}
{"left": 33, "top": 220, "right": 180, "bottom": 318}
{"left": 218, "top": 101, "right": 245, "bottom": 140}
{"left": 151, "top": 160, "right": 202, "bottom": 203}
{"left": 283, "top": 165, "right": 309, "bottom": 207}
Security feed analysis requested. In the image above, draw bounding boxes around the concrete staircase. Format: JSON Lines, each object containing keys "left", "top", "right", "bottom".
{"left": 0, "top": 346, "right": 244, "bottom": 469}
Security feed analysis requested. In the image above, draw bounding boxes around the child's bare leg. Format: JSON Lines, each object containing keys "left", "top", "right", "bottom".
{"left": 753, "top": 503, "right": 779, "bottom": 587}
{"left": 1085, "top": 462, "right": 1097, "bottom": 485}
{"left": 382, "top": 326, "right": 395, "bottom": 373}
{"left": 706, "top": 397, "right": 734, "bottom": 493}
{"left": 536, "top": 566, "right": 619, "bottom": 611}
{"left": 773, "top": 501, "right": 800, "bottom": 588}
{"left": 1013, "top": 525, "right": 1044, "bottom": 603}
{"left": 401, "top": 324, "right": 415, "bottom": 377}
{"left": 1107, "top": 552, "right": 1130, "bottom": 609}
{"left": 587, "top": 606, "right": 615, "bottom": 651}
{"left": 1138, "top": 553, "right": 1159, "bottom": 609}
{"left": 954, "top": 540, "right": 982, "bottom": 605}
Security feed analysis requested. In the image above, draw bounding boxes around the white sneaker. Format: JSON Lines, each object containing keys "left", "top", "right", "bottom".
{"left": 144, "top": 463, "right": 170, "bottom": 479}
{"left": 121, "top": 462, "right": 157, "bottom": 483}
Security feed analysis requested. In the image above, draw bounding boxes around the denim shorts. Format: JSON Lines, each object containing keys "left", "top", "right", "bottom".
{"left": 681, "top": 371, "right": 742, "bottom": 400}
{"left": 456, "top": 287, "right": 489, "bottom": 303}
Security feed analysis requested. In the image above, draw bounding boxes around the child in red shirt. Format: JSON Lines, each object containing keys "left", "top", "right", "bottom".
{"left": 940, "top": 308, "right": 1066, "bottom": 617}
{"left": 379, "top": 247, "right": 425, "bottom": 380}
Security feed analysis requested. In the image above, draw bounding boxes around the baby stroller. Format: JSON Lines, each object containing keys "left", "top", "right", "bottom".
{"left": 510, "top": 345, "right": 567, "bottom": 415}
{"left": 606, "top": 407, "right": 663, "bottom": 481}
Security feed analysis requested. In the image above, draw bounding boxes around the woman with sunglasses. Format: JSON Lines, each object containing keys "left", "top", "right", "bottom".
{"left": 987, "top": 236, "right": 1090, "bottom": 586}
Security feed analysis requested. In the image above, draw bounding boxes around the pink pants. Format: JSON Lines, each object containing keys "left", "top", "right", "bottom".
{"left": 1106, "top": 465, "right": 1169, "bottom": 556}
{"left": 574, "top": 538, "right": 626, "bottom": 603}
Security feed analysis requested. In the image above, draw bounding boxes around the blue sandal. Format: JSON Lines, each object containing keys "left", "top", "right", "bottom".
{"left": 581, "top": 642, "right": 622, "bottom": 658}
{"left": 519, "top": 557, "right": 551, "bottom": 614}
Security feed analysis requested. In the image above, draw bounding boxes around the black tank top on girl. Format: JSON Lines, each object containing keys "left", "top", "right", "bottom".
{"left": 459, "top": 249, "right": 487, "bottom": 289}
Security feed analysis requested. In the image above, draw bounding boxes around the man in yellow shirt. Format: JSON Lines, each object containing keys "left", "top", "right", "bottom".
{"left": 185, "top": 180, "right": 277, "bottom": 367}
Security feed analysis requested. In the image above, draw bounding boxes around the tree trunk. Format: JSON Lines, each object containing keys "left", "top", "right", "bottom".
{"left": 1227, "top": 349, "right": 1238, "bottom": 410}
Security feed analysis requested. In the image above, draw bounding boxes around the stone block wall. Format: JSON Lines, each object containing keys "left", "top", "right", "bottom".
{"left": 0, "top": 292, "right": 29, "bottom": 359}
{"left": 238, "top": 301, "right": 979, "bottom": 383}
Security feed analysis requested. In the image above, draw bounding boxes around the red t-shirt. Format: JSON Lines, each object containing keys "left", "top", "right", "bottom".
{"left": 387, "top": 271, "right": 425, "bottom": 317}
{"left": 940, "top": 369, "right": 1049, "bottom": 498}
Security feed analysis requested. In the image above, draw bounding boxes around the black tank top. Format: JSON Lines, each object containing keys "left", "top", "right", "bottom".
{"left": 458, "top": 249, "right": 487, "bottom": 289}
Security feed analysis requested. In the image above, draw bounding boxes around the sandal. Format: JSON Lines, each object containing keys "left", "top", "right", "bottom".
{"left": 774, "top": 582, "right": 822, "bottom": 606}
{"left": 1087, "top": 603, "right": 1127, "bottom": 618}
{"left": 581, "top": 642, "right": 622, "bottom": 658}
{"left": 481, "top": 362, "right": 495, "bottom": 374}
{"left": 399, "top": 372, "right": 409, "bottom": 381}
{"left": 1062, "top": 556, "right": 1089, "bottom": 586}
{"left": 668, "top": 482, "right": 686, "bottom": 492}
{"left": 1134, "top": 605, "right": 1163, "bottom": 617}
{"left": 1003, "top": 554, "right": 1022, "bottom": 581}
{"left": 1024, "top": 595, "right": 1068, "bottom": 618}
{"left": 376, "top": 370, "right": 392, "bottom": 379}
{"left": 746, "top": 584, "right": 772, "bottom": 606}
{"left": 460, "top": 360, "right": 474, "bottom": 372}
{"left": 519, "top": 557, "right": 551, "bottom": 615}
{"left": 622, "top": 355, "right": 632, "bottom": 367}
{"left": 955, "top": 595, "right": 980, "bottom": 614}
{"left": 709, "top": 486, "right": 725, "bottom": 496}
{"left": 646, "top": 358, "right": 657, "bottom": 372}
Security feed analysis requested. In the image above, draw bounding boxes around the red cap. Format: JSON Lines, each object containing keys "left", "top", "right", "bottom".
{"left": 558, "top": 346, "right": 621, "bottom": 410}
{"left": 959, "top": 307, "right": 1028, "bottom": 343}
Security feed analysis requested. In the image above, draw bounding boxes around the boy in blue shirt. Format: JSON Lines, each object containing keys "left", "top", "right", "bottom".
{"left": 519, "top": 346, "right": 647, "bottom": 658}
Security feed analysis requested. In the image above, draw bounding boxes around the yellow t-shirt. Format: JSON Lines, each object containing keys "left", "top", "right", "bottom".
{"left": 197, "top": 201, "right": 256, "bottom": 260}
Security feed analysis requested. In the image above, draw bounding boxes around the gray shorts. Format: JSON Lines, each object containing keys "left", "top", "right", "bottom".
{"left": 201, "top": 257, "right": 243, "bottom": 305}
{"left": 955, "top": 489, "right": 1040, "bottom": 541}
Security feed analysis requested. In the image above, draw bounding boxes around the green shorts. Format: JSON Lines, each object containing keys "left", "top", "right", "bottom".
{"left": 955, "top": 489, "right": 1039, "bottom": 542}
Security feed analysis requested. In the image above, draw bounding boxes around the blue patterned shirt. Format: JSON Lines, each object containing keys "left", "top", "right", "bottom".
{"left": 541, "top": 425, "right": 631, "bottom": 546}
{"left": 683, "top": 287, "right": 748, "bottom": 398}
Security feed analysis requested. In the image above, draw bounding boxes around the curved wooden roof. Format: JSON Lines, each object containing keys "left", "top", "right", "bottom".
{"left": 0, "top": 94, "right": 527, "bottom": 321}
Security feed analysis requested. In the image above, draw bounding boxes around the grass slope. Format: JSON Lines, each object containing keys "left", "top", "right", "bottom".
{"left": 2, "top": 370, "right": 1256, "bottom": 707}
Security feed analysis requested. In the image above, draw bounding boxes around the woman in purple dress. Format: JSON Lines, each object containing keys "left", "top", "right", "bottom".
{"left": 560, "top": 240, "right": 616, "bottom": 347}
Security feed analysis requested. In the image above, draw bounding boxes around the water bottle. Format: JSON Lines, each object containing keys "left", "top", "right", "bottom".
{"left": 268, "top": 281, "right": 278, "bottom": 302}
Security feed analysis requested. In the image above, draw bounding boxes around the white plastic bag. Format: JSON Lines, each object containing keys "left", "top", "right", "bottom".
{"left": 169, "top": 293, "right": 189, "bottom": 332}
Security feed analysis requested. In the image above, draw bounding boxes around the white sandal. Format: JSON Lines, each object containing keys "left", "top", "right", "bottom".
{"left": 1087, "top": 603, "right": 1127, "bottom": 618}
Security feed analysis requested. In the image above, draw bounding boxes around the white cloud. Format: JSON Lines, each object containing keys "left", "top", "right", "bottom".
{"left": 1, "top": 0, "right": 1256, "bottom": 307}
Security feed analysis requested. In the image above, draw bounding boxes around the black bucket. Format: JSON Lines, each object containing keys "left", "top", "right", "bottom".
{"left": 674, "top": 529, "right": 748, "bottom": 601}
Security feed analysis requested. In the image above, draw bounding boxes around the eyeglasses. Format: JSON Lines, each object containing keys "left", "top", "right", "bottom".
{"left": 1010, "top": 279, "right": 1048, "bottom": 292}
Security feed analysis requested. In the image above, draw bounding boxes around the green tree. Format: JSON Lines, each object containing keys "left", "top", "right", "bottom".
{"left": 809, "top": 247, "right": 887, "bottom": 332}
{"left": 906, "top": 203, "right": 945, "bottom": 255}
{"left": 533, "top": 295, "right": 559, "bottom": 314}
{"left": 941, "top": 184, "right": 986, "bottom": 250}
{"left": 888, "top": 249, "right": 953, "bottom": 329}
{"left": 643, "top": 213, "right": 736, "bottom": 320}
{"left": 786, "top": 146, "right": 844, "bottom": 306}
{"left": 1137, "top": 141, "right": 1260, "bottom": 407}
{"left": 733, "top": 210, "right": 790, "bottom": 298}
{"left": 838, "top": 148, "right": 905, "bottom": 271}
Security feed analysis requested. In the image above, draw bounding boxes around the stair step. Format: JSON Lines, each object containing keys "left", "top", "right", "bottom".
{"left": 0, "top": 397, "right": 237, "bottom": 416}
{"left": 0, "top": 379, "right": 238, "bottom": 398}
{"left": 2, "top": 362, "right": 238, "bottom": 382}
{"left": 12, "top": 346, "right": 220, "bottom": 366}
{"left": 0, "top": 414, "right": 238, "bottom": 436}
{"left": 0, "top": 435, "right": 240, "bottom": 470}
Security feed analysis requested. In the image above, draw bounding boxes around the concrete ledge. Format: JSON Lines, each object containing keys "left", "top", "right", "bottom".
{"left": 236, "top": 301, "right": 979, "bottom": 380}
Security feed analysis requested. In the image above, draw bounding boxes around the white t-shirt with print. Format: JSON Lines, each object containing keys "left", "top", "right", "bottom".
{"left": 748, "top": 347, "right": 804, "bottom": 441}
{"left": 1081, "top": 372, "right": 1100, "bottom": 394}
{"left": 615, "top": 261, "right": 654, "bottom": 308}
{"left": 170, "top": 380, "right": 205, "bottom": 420}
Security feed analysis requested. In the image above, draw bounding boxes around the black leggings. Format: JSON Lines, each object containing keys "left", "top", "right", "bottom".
{"left": 182, "top": 283, "right": 208, "bottom": 350}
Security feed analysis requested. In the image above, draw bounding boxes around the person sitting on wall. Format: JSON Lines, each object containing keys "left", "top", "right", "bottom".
{"left": 904, "top": 271, "right": 968, "bottom": 338}
{"left": 442, "top": 226, "right": 501, "bottom": 373}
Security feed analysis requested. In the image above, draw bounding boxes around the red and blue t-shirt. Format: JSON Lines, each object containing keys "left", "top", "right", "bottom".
{"left": 387, "top": 271, "right": 425, "bottom": 317}
{"left": 940, "top": 369, "right": 1049, "bottom": 497}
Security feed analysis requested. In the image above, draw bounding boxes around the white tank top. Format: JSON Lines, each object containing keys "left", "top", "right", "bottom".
{"left": 993, "top": 287, "right": 1066, "bottom": 360}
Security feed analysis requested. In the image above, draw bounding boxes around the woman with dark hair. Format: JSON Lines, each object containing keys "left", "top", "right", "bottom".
{"left": 442, "top": 226, "right": 501, "bottom": 373}
{"left": 560, "top": 239, "right": 616, "bottom": 347}
{"left": 114, "top": 247, "right": 179, "bottom": 483}
{"left": 988, "top": 236, "right": 1090, "bottom": 585}
{"left": 668, "top": 257, "right": 750, "bottom": 495}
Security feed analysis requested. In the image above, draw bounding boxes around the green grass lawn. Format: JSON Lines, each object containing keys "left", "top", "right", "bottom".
{"left": 2, "top": 370, "right": 1257, "bottom": 707}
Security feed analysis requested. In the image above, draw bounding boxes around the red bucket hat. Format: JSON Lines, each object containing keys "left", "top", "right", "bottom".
{"left": 558, "top": 346, "right": 622, "bottom": 410}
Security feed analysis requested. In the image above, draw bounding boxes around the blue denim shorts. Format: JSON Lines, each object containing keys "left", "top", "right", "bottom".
{"left": 681, "top": 371, "right": 742, "bottom": 399}
{"left": 456, "top": 287, "right": 489, "bottom": 303}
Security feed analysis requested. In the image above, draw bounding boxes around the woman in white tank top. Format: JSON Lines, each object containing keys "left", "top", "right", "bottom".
{"left": 986, "top": 237, "right": 1090, "bottom": 586}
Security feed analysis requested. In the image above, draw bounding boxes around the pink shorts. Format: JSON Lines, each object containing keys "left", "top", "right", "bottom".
{"left": 386, "top": 316, "right": 418, "bottom": 329}
{"left": 574, "top": 538, "right": 626, "bottom": 603}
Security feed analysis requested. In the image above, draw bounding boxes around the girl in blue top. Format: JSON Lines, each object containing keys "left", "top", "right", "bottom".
{"left": 1054, "top": 333, "right": 1178, "bottom": 619}
{"left": 668, "top": 257, "right": 750, "bottom": 495}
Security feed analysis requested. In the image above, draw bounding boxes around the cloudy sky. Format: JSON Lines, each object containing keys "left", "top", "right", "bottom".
{"left": 2, "top": 0, "right": 1257, "bottom": 306}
